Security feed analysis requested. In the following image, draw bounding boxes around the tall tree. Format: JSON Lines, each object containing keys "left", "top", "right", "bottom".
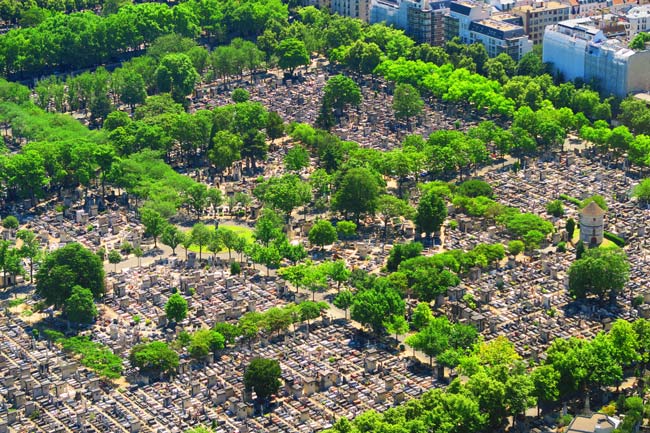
{"left": 140, "top": 207, "right": 167, "bottom": 248}
{"left": 17, "top": 229, "right": 40, "bottom": 282}
{"left": 191, "top": 223, "right": 211, "bottom": 260}
{"left": 333, "top": 167, "right": 382, "bottom": 223}
{"left": 308, "top": 219, "right": 338, "bottom": 248}
{"left": 165, "top": 293, "right": 188, "bottom": 323}
{"left": 65, "top": 285, "right": 98, "bottom": 324}
{"left": 415, "top": 191, "right": 447, "bottom": 239}
{"left": 276, "top": 38, "right": 310, "bottom": 76}
{"left": 155, "top": 53, "right": 199, "bottom": 103}
{"left": 244, "top": 358, "right": 282, "bottom": 403}
{"left": 36, "top": 243, "right": 105, "bottom": 307}
{"left": 392, "top": 83, "right": 424, "bottom": 124}
{"left": 323, "top": 74, "right": 361, "bottom": 119}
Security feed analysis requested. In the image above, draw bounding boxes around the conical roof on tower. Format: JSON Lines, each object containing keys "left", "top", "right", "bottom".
{"left": 581, "top": 200, "right": 605, "bottom": 217}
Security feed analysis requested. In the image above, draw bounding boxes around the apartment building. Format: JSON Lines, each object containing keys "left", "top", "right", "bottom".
{"left": 511, "top": 0, "right": 571, "bottom": 44}
{"left": 543, "top": 17, "right": 650, "bottom": 96}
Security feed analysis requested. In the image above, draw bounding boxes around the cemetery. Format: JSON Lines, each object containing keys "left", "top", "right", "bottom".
{"left": 1, "top": 125, "right": 649, "bottom": 432}
{"left": 0, "top": 29, "right": 650, "bottom": 433}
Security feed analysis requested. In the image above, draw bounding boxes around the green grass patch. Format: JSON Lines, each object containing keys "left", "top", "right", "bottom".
{"left": 8, "top": 298, "right": 25, "bottom": 308}
{"left": 58, "top": 336, "right": 123, "bottom": 379}
{"left": 184, "top": 224, "right": 254, "bottom": 254}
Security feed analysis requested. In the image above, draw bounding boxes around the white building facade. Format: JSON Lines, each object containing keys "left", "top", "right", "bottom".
{"left": 544, "top": 17, "right": 650, "bottom": 96}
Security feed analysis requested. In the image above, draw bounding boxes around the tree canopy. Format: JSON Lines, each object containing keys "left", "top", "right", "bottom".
{"left": 36, "top": 242, "right": 105, "bottom": 308}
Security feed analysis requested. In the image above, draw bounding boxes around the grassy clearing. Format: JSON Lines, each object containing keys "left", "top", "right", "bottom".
{"left": 59, "top": 336, "right": 123, "bottom": 379}
{"left": 183, "top": 224, "right": 254, "bottom": 254}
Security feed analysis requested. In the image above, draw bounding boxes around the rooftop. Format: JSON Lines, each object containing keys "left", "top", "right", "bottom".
{"left": 566, "top": 414, "right": 620, "bottom": 433}
{"left": 626, "top": 5, "right": 650, "bottom": 18}
{"left": 512, "top": 1, "right": 570, "bottom": 12}
{"left": 581, "top": 201, "right": 606, "bottom": 217}
{"left": 475, "top": 17, "right": 522, "bottom": 30}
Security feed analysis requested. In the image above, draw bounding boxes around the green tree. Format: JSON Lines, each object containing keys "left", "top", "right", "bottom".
{"left": 140, "top": 207, "right": 167, "bottom": 248}
{"left": 5, "top": 150, "right": 48, "bottom": 202}
{"left": 386, "top": 241, "right": 423, "bottom": 272}
{"left": 384, "top": 314, "right": 409, "bottom": 345}
{"left": 457, "top": 179, "right": 493, "bottom": 198}
{"left": 505, "top": 213, "right": 554, "bottom": 237}
{"left": 630, "top": 32, "right": 650, "bottom": 49}
{"left": 213, "top": 322, "right": 241, "bottom": 345}
{"left": 191, "top": 223, "right": 211, "bottom": 260}
{"left": 276, "top": 38, "right": 309, "bottom": 76}
{"left": 531, "top": 365, "right": 560, "bottom": 415}
{"left": 231, "top": 88, "right": 250, "bottom": 103}
{"left": 569, "top": 247, "right": 630, "bottom": 302}
{"left": 523, "top": 230, "right": 545, "bottom": 251}
{"left": 266, "top": 111, "right": 285, "bottom": 143}
{"left": 181, "top": 183, "right": 208, "bottom": 218}
{"left": 607, "top": 319, "right": 640, "bottom": 366}
{"left": 405, "top": 316, "right": 452, "bottom": 366}
{"left": 17, "top": 229, "right": 40, "bottom": 282}
{"left": 415, "top": 191, "right": 447, "bottom": 239}
{"left": 165, "top": 293, "right": 188, "bottom": 323}
{"left": 633, "top": 178, "right": 650, "bottom": 205}
{"left": 508, "top": 240, "right": 525, "bottom": 256}
{"left": 254, "top": 174, "right": 312, "bottom": 221}
{"left": 244, "top": 358, "right": 282, "bottom": 403}
{"left": 411, "top": 302, "right": 433, "bottom": 330}
{"left": 133, "top": 246, "right": 143, "bottom": 267}
{"left": 323, "top": 74, "right": 361, "bottom": 117}
{"left": 324, "top": 259, "right": 351, "bottom": 291}
{"left": 254, "top": 209, "right": 284, "bottom": 247}
{"left": 155, "top": 53, "right": 199, "bottom": 103}
{"left": 129, "top": 341, "right": 179, "bottom": 376}
{"left": 209, "top": 130, "right": 243, "bottom": 173}
{"left": 392, "top": 83, "right": 424, "bottom": 123}
{"left": 575, "top": 239, "right": 585, "bottom": 259}
{"left": 546, "top": 200, "right": 564, "bottom": 217}
{"left": 189, "top": 329, "right": 225, "bottom": 359}
{"left": 505, "top": 374, "right": 536, "bottom": 426}
{"left": 299, "top": 300, "right": 329, "bottom": 327}
{"left": 351, "top": 285, "right": 405, "bottom": 335}
{"left": 308, "top": 219, "right": 338, "bottom": 248}
{"left": 333, "top": 289, "right": 354, "bottom": 319}
{"left": 284, "top": 146, "right": 310, "bottom": 171}
{"left": 64, "top": 285, "right": 97, "bottom": 324}
{"left": 566, "top": 218, "right": 576, "bottom": 241}
{"left": 108, "top": 250, "right": 122, "bottom": 272}
{"left": 336, "top": 220, "right": 357, "bottom": 239}
{"left": 333, "top": 167, "right": 382, "bottom": 223}
{"left": 161, "top": 225, "right": 184, "bottom": 255}
{"left": 113, "top": 68, "right": 147, "bottom": 110}
{"left": 36, "top": 243, "right": 105, "bottom": 308}
{"left": 376, "top": 194, "right": 413, "bottom": 240}
{"left": 2, "top": 215, "right": 18, "bottom": 229}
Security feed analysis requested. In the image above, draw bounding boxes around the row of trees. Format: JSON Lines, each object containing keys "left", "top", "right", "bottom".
{"left": 0, "top": 0, "right": 288, "bottom": 77}
{"left": 325, "top": 318, "right": 650, "bottom": 433}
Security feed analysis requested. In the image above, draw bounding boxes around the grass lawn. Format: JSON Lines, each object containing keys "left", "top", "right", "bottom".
{"left": 183, "top": 224, "right": 254, "bottom": 254}
{"left": 571, "top": 228, "right": 614, "bottom": 248}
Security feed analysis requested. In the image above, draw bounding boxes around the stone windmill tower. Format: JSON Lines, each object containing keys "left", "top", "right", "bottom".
{"left": 579, "top": 201, "right": 605, "bottom": 247}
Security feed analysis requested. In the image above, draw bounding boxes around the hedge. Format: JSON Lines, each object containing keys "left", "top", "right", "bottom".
{"left": 603, "top": 231, "right": 625, "bottom": 247}
{"left": 559, "top": 194, "right": 582, "bottom": 207}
